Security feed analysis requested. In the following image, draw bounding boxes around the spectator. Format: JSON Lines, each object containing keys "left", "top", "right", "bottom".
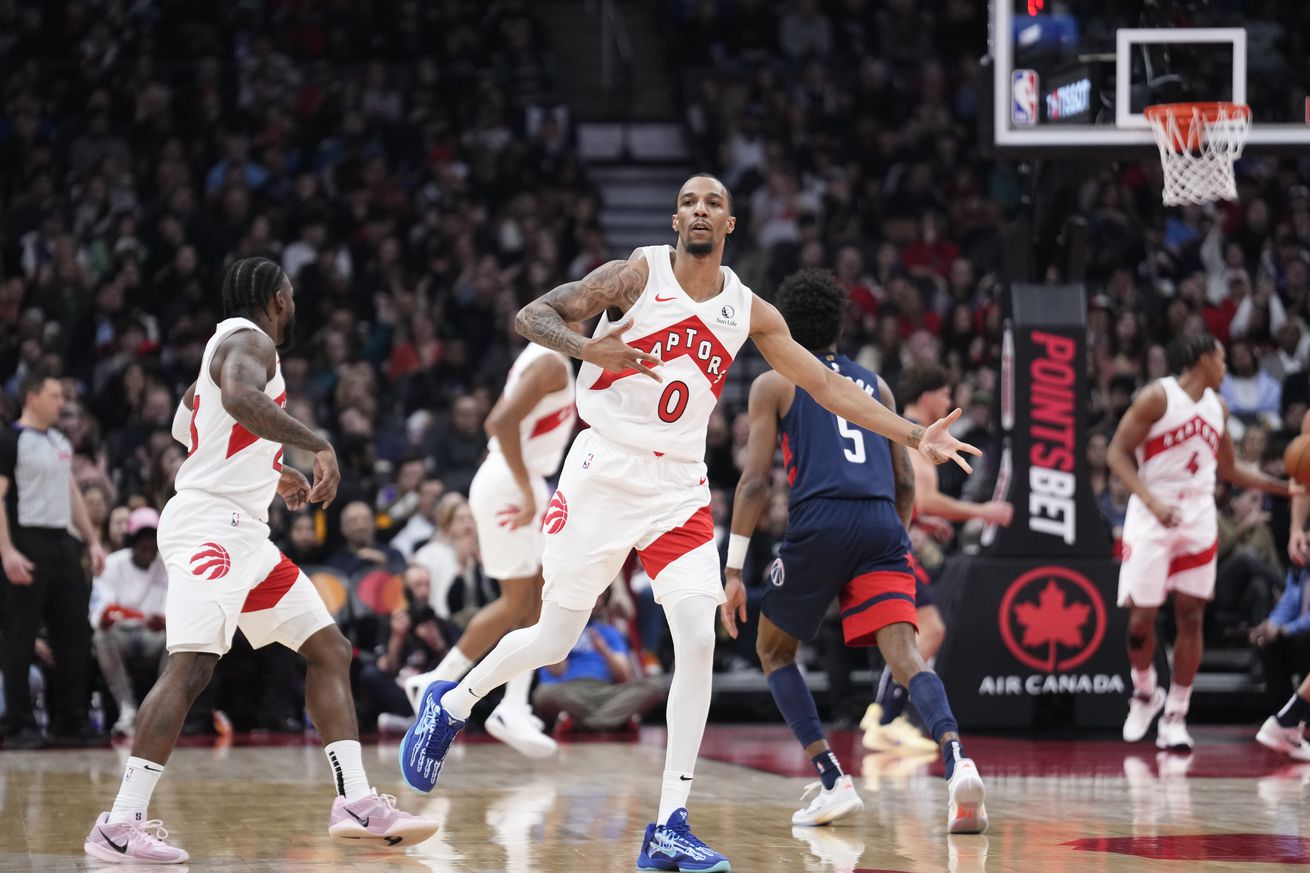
{"left": 431, "top": 395, "right": 488, "bottom": 494}
{"left": 388, "top": 478, "right": 447, "bottom": 559}
{"left": 1, "top": 367, "right": 107, "bottom": 748}
{"left": 1250, "top": 567, "right": 1310, "bottom": 713}
{"left": 376, "top": 456, "right": 428, "bottom": 542}
{"left": 1222, "top": 341, "right": 1282, "bottom": 428}
{"left": 533, "top": 594, "right": 668, "bottom": 734}
{"left": 413, "top": 493, "right": 491, "bottom": 625}
{"left": 279, "top": 511, "right": 325, "bottom": 566}
{"left": 1214, "top": 489, "right": 1282, "bottom": 633}
{"left": 326, "top": 501, "right": 405, "bottom": 579}
{"left": 88, "top": 507, "right": 167, "bottom": 736}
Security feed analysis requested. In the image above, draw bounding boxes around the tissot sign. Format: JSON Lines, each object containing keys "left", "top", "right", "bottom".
{"left": 986, "top": 285, "right": 1109, "bottom": 559}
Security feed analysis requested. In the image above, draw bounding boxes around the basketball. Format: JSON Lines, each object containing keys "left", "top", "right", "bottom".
{"left": 1284, "top": 434, "right": 1310, "bottom": 484}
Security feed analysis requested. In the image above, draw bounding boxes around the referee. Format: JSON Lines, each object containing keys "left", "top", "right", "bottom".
{"left": 1, "top": 366, "right": 106, "bottom": 748}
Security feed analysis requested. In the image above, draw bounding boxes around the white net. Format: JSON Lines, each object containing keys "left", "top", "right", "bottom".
{"left": 1145, "top": 103, "right": 1251, "bottom": 206}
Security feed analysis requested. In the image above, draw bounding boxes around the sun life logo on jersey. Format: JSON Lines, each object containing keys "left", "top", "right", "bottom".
{"left": 190, "top": 542, "right": 232, "bottom": 580}
{"left": 542, "top": 491, "right": 568, "bottom": 534}
{"left": 717, "top": 304, "right": 737, "bottom": 328}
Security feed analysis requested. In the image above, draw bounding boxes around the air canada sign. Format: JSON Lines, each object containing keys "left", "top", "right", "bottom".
{"left": 978, "top": 565, "right": 1124, "bottom": 698}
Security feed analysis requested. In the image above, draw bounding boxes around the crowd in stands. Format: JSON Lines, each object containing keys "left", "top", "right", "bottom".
{"left": 2, "top": 0, "right": 1309, "bottom": 741}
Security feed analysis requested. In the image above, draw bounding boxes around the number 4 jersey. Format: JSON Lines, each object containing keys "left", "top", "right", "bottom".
{"left": 576, "top": 244, "right": 753, "bottom": 463}
{"left": 1132, "top": 375, "right": 1223, "bottom": 496}
{"left": 173, "top": 316, "right": 287, "bottom": 522}
{"left": 780, "top": 352, "right": 897, "bottom": 509}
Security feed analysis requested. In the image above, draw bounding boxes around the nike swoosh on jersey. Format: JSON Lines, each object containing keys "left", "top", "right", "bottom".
{"left": 655, "top": 294, "right": 677, "bottom": 302}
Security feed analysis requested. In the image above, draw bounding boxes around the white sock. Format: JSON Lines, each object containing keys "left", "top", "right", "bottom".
{"left": 657, "top": 594, "right": 716, "bottom": 824}
{"left": 502, "top": 670, "right": 533, "bottom": 711}
{"left": 108, "top": 756, "right": 164, "bottom": 823}
{"left": 444, "top": 602, "right": 590, "bottom": 722}
{"left": 1164, "top": 683, "right": 1192, "bottom": 719}
{"left": 432, "top": 646, "right": 474, "bottom": 683}
{"left": 659, "top": 769, "right": 694, "bottom": 823}
{"left": 325, "top": 740, "right": 371, "bottom": 802}
{"left": 1131, "top": 666, "right": 1157, "bottom": 698}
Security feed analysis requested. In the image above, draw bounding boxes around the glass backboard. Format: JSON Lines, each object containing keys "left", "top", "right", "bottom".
{"left": 990, "top": 0, "right": 1310, "bottom": 153}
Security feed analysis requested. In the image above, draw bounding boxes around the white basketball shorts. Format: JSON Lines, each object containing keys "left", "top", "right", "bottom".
{"left": 158, "top": 490, "right": 335, "bottom": 656}
{"left": 1117, "top": 492, "right": 1218, "bottom": 608}
{"left": 540, "top": 429, "right": 725, "bottom": 611}
{"left": 468, "top": 452, "right": 550, "bottom": 580}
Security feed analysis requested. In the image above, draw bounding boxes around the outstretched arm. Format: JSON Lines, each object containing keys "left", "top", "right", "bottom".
{"left": 1217, "top": 397, "right": 1291, "bottom": 497}
{"left": 749, "top": 298, "right": 981, "bottom": 471}
{"left": 514, "top": 253, "right": 661, "bottom": 378}
{"left": 722, "top": 372, "right": 787, "bottom": 638}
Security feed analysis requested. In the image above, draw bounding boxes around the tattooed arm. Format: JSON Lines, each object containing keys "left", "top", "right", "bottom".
{"left": 878, "top": 376, "right": 916, "bottom": 528}
{"left": 214, "top": 329, "right": 340, "bottom": 506}
{"left": 514, "top": 253, "right": 663, "bottom": 379}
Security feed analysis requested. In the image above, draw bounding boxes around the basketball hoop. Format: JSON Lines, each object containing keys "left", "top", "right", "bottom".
{"left": 1144, "top": 102, "right": 1251, "bottom": 206}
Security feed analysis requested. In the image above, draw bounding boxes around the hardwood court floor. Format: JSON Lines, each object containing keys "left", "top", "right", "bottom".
{"left": 2, "top": 725, "right": 1308, "bottom": 872}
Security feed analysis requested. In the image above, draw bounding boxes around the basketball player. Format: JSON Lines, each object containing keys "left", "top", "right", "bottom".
{"left": 401, "top": 335, "right": 577, "bottom": 758}
{"left": 1254, "top": 412, "right": 1310, "bottom": 761}
{"left": 720, "top": 268, "right": 987, "bottom": 834}
{"left": 84, "top": 258, "right": 436, "bottom": 864}
{"left": 1109, "top": 334, "right": 1291, "bottom": 751}
{"left": 400, "top": 174, "right": 981, "bottom": 872}
{"left": 865, "top": 364, "right": 1014, "bottom": 749}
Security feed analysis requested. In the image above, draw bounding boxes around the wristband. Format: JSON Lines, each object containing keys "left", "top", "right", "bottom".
{"left": 726, "top": 533, "right": 749, "bottom": 570}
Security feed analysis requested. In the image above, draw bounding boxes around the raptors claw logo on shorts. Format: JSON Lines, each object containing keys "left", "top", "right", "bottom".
{"left": 542, "top": 491, "right": 568, "bottom": 534}
{"left": 190, "top": 542, "right": 232, "bottom": 580}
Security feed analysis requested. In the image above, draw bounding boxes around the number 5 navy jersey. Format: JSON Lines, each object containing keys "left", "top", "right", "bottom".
{"left": 779, "top": 352, "right": 897, "bottom": 510}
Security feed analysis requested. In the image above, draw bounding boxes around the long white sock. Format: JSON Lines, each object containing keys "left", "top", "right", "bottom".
{"left": 443, "top": 602, "right": 590, "bottom": 722}
{"left": 325, "top": 740, "right": 371, "bottom": 802}
{"left": 657, "top": 594, "right": 717, "bottom": 824}
{"left": 1131, "top": 665, "right": 1157, "bottom": 698}
{"left": 108, "top": 756, "right": 164, "bottom": 823}
{"left": 1164, "top": 683, "right": 1192, "bottom": 719}
{"left": 502, "top": 669, "right": 533, "bottom": 711}
{"left": 432, "top": 646, "right": 474, "bottom": 683}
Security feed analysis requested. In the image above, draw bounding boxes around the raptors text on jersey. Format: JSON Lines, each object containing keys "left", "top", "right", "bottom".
{"left": 1134, "top": 376, "right": 1225, "bottom": 497}
{"left": 576, "top": 244, "right": 753, "bottom": 463}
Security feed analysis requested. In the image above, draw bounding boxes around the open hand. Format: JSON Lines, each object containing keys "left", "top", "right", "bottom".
{"left": 916, "top": 408, "right": 983, "bottom": 473}
{"left": 581, "top": 319, "right": 662, "bottom": 381}
{"left": 1290, "top": 528, "right": 1309, "bottom": 566}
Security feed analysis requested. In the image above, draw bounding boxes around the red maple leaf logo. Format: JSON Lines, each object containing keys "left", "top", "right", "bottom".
{"left": 1013, "top": 579, "right": 1090, "bottom": 672}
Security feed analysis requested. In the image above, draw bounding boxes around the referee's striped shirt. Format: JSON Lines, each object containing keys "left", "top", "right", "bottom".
{"left": 0, "top": 423, "right": 73, "bottom": 531}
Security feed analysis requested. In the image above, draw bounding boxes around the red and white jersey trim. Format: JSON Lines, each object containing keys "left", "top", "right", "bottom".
{"left": 1135, "top": 376, "right": 1225, "bottom": 495}
{"left": 487, "top": 343, "right": 576, "bottom": 477}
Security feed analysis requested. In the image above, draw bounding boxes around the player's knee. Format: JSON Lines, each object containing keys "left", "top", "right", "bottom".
{"left": 755, "top": 634, "right": 796, "bottom": 674}
{"left": 673, "top": 617, "right": 717, "bottom": 662}
{"left": 303, "top": 627, "right": 353, "bottom": 671}
{"left": 167, "top": 652, "right": 218, "bottom": 700}
{"left": 1127, "top": 632, "right": 1149, "bottom": 651}
{"left": 1175, "top": 604, "right": 1205, "bottom": 633}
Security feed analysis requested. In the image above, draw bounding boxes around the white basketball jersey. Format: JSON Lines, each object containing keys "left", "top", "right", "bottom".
{"left": 576, "top": 244, "right": 753, "bottom": 464}
{"left": 1135, "top": 376, "right": 1225, "bottom": 494}
{"left": 173, "top": 317, "right": 287, "bottom": 521}
{"left": 488, "top": 343, "right": 576, "bottom": 476}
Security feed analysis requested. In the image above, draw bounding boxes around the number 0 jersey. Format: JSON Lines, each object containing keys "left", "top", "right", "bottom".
{"left": 173, "top": 317, "right": 287, "bottom": 522}
{"left": 576, "top": 244, "right": 753, "bottom": 463}
{"left": 780, "top": 352, "right": 897, "bottom": 509}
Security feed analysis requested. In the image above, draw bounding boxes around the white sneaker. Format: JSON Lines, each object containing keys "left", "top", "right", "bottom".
{"left": 484, "top": 704, "right": 558, "bottom": 759}
{"left": 377, "top": 712, "right": 415, "bottom": 734}
{"left": 791, "top": 775, "right": 864, "bottom": 826}
{"left": 879, "top": 717, "right": 939, "bottom": 754}
{"left": 111, "top": 705, "right": 137, "bottom": 737}
{"left": 403, "top": 671, "right": 438, "bottom": 715}
{"left": 946, "top": 758, "right": 988, "bottom": 834}
{"left": 1156, "top": 713, "right": 1194, "bottom": 751}
{"left": 1122, "top": 688, "right": 1166, "bottom": 742}
{"left": 1256, "top": 716, "right": 1310, "bottom": 761}
{"left": 859, "top": 703, "right": 883, "bottom": 731}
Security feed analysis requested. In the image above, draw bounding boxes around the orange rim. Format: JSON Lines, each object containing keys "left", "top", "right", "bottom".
{"left": 1145, "top": 102, "right": 1251, "bottom": 151}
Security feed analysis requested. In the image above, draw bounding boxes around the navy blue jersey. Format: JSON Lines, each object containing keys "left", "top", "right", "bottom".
{"left": 778, "top": 352, "right": 897, "bottom": 509}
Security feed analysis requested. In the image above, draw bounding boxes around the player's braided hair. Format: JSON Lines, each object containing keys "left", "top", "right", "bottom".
{"left": 776, "top": 267, "right": 846, "bottom": 352}
{"left": 1169, "top": 333, "right": 1219, "bottom": 374}
{"left": 221, "top": 256, "right": 286, "bottom": 319}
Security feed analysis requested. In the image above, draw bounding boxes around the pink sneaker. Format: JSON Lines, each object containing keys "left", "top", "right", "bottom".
{"left": 327, "top": 790, "right": 439, "bottom": 847}
{"left": 84, "top": 812, "right": 189, "bottom": 864}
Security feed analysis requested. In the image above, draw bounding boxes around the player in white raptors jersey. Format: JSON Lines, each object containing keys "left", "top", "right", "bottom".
{"left": 403, "top": 340, "right": 576, "bottom": 757}
{"left": 1109, "top": 335, "right": 1290, "bottom": 752}
{"left": 400, "top": 174, "right": 980, "bottom": 871}
{"left": 84, "top": 258, "right": 436, "bottom": 866}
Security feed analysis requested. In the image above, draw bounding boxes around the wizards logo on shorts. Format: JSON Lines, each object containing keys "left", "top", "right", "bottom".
{"left": 190, "top": 542, "right": 232, "bottom": 580}
{"left": 768, "top": 557, "right": 785, "bottom": 588}
{"left": 542, "top": 491, "right": 568, "bottom": 534}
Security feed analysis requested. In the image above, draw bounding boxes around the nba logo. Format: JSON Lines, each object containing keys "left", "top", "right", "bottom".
{"left": 1012, "top": 69, "right": 1039, "bottom": 127}
{"left": 231, "top": 512, "right": 240, "bottom": 527}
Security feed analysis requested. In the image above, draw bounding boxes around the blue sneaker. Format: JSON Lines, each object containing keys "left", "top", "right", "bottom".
{"left": 635, "top": 808, "right": 730, "bottom": 872}
{"left": 398, "top": 679, "right": 465, "bottom": 793}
